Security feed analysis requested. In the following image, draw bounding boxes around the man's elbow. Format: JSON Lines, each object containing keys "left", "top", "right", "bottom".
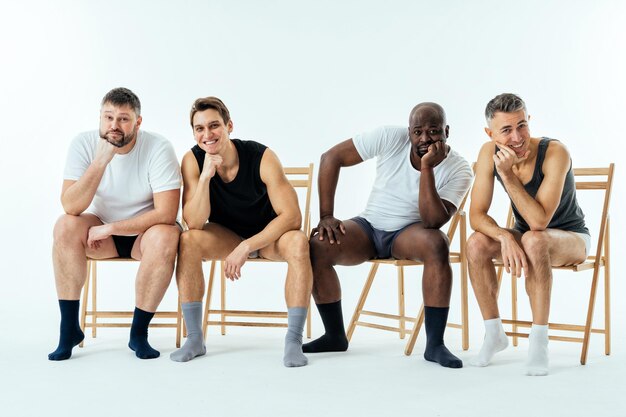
{"left": 528, "top": 222, "right": 548, "bottom": 232}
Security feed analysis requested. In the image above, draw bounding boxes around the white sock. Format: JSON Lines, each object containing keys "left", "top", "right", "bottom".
{"left": 526, "top": 324, "right": 549, "bottom": 376}
{"left": 471, "top": 318, "right": 509, "bottom": 367}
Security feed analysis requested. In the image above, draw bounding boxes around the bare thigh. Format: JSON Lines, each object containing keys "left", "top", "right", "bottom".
{"left": 310, "top": 219, "right": 376, "bottom": 265}
{"left": 532, "top": 228, "right": 587, "bottom": 266}
{"left": 79, "top": 214, "right": 119, "bottom": 259}
{"left": 192, "top": 222, "right": 243, "bottom": 259}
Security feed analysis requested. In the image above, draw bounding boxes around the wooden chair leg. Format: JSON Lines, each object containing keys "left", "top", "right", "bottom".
{"left": 404, "top": 304, "right": 424, "bottom": 356}
{"left": 79, "top": 260, "right": 91, "bottom": 348}
{"left": 397, "top": 266, "right": 406, "bottom": 339}
{"left": 175, "top": 294, "right": 182, "bottom": 348}
{"left": 202, "top": 260, "right": 217, "bottom": 340}
{"left": 604, "top": 217, "right": 611, "bottom": 356}
{"left": 306, "top": 302, "right": 312, "bottom": 339}
{"left": 581, "top": 265, "right": 602, "bottom": 365}
{"left": 460, "top": 214, "right": 469, "bottom": 350}
{"left": 91, "top": 261, "right": 97, "bottom": 338}
{"left": 512, "top": 274, "right": 518, "bottom": 346}
{"left": 220, "top": 261, "right": 226, "bottom": 335}
{"left": 347, "top": 263, "right": 379, "bottom": 341}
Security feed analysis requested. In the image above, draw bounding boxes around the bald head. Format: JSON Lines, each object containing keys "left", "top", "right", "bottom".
{"left": 409, "top": 102, "right": 447, "bottom": 126}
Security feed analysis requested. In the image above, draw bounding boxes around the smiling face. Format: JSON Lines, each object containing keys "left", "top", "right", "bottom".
{"left": 192, "top": 108, "right": 233, "bottom": 154}
{"left": 99, "top": 103, "right": 141, "bottom": 148}
{"left": 408, "top": 106, "right": 449, "bottom": 158}
{"left": 485, "top": 110, "right": 530, "bottom": 157}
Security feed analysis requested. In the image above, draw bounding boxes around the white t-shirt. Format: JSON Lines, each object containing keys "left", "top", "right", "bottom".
{"left": 353, "top": 126, "right": 473, "bottom": 231}
{"left": 63, "top": 130, "right": 181, "bottom": 225}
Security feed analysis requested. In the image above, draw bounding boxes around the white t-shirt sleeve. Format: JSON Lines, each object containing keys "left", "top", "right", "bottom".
{"left": 148, "top": 140, "right": 181, "bottom": 193}
{"left": 352, "top": 126, "right": 394, "bottom": 161}
{"left": 437, "top": 155, "right": 473, "bottom": 210}
{"left": 63, "top": 133, "right": 94, "bottom": 181}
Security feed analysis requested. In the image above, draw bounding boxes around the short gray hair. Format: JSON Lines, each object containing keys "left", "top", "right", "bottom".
{"left": 485, "top": 93, "right": 526, "bottom": 124}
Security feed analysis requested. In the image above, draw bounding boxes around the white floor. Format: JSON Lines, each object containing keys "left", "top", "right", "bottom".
{"left": 2, "top": 316, "right": 624, "bottom": 417}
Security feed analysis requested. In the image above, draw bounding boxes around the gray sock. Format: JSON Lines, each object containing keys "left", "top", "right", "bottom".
{"left": 170, "top": 302, "right": 206, "bottom": 362}
{"left": 284, "top": 307, "right": 308, "bottom": 367}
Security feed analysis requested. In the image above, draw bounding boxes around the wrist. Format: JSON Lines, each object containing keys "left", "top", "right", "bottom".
{"left": 239, "top": 240, "right": 252, "bottom": 254}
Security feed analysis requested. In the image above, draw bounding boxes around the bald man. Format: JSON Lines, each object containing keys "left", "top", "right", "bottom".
{"left": 304, "top": 103, "right": 473, "bottom": 368}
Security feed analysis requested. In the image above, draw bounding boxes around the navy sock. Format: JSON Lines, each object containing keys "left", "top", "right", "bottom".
{"left": 423, "top": 306, "right": 462, "bottom": 368}
{"left": 128, "top": 307, "right": 160, "bottom": 359}
{"left": 302, "top": 300, "right": 349, "bottom": 353}
{"left": 48, "top": 300, "right": 84, "bottom": 361}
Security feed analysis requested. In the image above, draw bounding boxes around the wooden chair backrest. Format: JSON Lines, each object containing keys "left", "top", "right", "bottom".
{"left": 284, "top": 164, "right": 315, "bottom": 235}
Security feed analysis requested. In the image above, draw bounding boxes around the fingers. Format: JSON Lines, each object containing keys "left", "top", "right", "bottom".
{"left": 339, "top": 222, "right": 346, "bottom": 235}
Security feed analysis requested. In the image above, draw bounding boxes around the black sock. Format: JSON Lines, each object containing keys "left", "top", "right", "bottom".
{"left": 423, "top": 306, "right": 462, "bottom": 368}
{"left": 48, "top": 300, "right": 85, "bottom": 361}
{"left": 302, "top": 300, "right": 349, "bottom": 353}
{"left": 128, "top": 307, "right": 160, "bottom": 359}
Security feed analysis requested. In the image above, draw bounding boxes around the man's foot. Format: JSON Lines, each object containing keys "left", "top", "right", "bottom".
{"left": 526, "top": 324, "right": 549, "bottom": 376}
{"left": 302, "top": 333, "right": 348, "bottom": 353}
{"left": 424, "top": 343, "right": 463, "bottom": 368}
{"left": 284, "top": 340, "right": 308, "bottom": 367}
{"left": 48, "top": 327, "right": 84, "bottom": 361}
{"left": 129, "top": 337, "right": 160, "bottom": 359}
{"left": 170, "top": 335, "right": 206, "bottom": 362}
{"left": 471, "top": 318, "right": 509, "bottom": 367}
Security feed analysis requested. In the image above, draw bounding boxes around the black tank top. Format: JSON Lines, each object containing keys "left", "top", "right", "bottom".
{"left": 191, "top": 139, "right": 277, "bottom": 238}
{"left": 494, "top": 138, "right": 588, "bottom": 234}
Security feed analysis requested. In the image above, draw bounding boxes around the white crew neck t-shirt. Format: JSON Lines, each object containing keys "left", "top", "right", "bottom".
{"left": 63, "top": 130, "right": 181, "bottom": 225}
{"left": 353, "top": 126, "right": 473, "bottom": 232}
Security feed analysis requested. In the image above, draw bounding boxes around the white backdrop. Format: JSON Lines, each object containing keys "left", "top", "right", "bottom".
{"left": 0, "top": 0, "right": 624, "bottom": 353}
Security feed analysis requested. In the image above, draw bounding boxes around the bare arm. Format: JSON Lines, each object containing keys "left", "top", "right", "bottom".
{"left": 86, "top": 188, "right": 180, "bottom": 248}
{"left": 181, "top": 151, "right": 212, "bottom": 229}
{"left": 497, "top": 141, "right": 570, "bottom": 231}
{"left": 313, "top": 139, "right": 364, "bottom": 243}
{"left": 223, "top": 149, "right": 302, "bottom": 280}
{"left": 418, "top": 142, "right": 456, "bottom": 228}
{"left": 61, "top": 139, "right": 117, "bottom": 215}
{"left": 470, "top": 142, "right": 528, "bottom": 277}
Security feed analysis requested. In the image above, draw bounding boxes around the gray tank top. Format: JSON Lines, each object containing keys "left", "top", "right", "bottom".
{"left": 494, "top": 138, "right": 588, "bottom": 234}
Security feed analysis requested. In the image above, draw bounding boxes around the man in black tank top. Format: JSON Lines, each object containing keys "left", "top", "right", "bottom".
{"left": 467, "top": 93, "right": 589, "bottom": 376}
{"left": 171, "top": 97, "right": 312, "bottom": 367}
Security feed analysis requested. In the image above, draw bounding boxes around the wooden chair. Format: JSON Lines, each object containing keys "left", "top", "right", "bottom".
{"left": 80, "top": 258, "right": 183, "bottom": 348}
{"left": 347, "top": 187, "right": 471, "bottom": 355}
{"left": 199, "top": 164, "right": 314, "bottom": 340}
{"left": 495, "top": 164, "right": 614, "bottom": 365}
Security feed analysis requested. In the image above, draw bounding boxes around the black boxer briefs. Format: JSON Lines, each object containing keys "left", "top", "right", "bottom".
{"left": 112, "top": 235, "right": 138, "bottom": 258}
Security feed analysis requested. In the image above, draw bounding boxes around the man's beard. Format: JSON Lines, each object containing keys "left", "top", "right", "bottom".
{"left": 100, "top": 127, "right": 137, "bottom": 148}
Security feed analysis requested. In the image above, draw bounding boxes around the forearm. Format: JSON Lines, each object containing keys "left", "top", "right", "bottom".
{"left": 183, "top": 177, "right": 212, "bottom": 229}
{"left": 242, "top": 212, "right": 302, "bottom": 253}
{"left": 471, "top": 212, "right": 513, "bottom": 243}
{"left": 61, "top": 161, "right": 107, "bottom": 215}
{"left": 500, "top": 174, "right": 548, "bottom": 229}
{"left": 318, "top": 152, "right": 341, "bottom": 218}
{"left": 418, "top": 167, "right": 450, "bottom": 228}
{"left": 108, "top": 207, "right": 178, "bottom": 236}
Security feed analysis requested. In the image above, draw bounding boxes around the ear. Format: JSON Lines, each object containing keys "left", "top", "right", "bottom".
{"left": 136, "top": 115, "right": 143, "bottom": 128}
{"left": 484, "top": 127, "right": 493, "bottom": 139}
{"left": 227, "top": 120, "right": 233, "bottom": 134}
{"left": 444, "top": 125, "right": 450, "bottom": 138}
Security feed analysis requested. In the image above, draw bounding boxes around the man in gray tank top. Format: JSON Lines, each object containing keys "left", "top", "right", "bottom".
{"left": 467, "top": 93, "right": 590, "bottom": 376}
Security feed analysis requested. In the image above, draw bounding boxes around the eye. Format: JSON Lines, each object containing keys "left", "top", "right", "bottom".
{"left": 414, "top": 130, "right": 421, "bottom": 136}
{"left": 120, "top": 117, "right": 128, "bottom": 122}
{"left": 429, "top": 129, "right": 439, "bottom": 135}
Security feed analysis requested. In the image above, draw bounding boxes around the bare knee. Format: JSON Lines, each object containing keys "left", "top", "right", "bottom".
{"left": 143, "top": 225, "right": 180, "bottom": 259}
{"left": 53, "top": 214, "right": 88, "bottom": 245}
{"left": 309, "top": 235, "right": 337, "bottom": 266}
{"left": 466, "top": 232, "right": 494, "bottom": 265}
{"left": 521, "top": 231, "right": 549, "bottom": 262}
{"left": 281, "top": 231, "right": 310, "bottom": 263}
{"left": 421, "top": 229, "right": 450, "bottom": 262}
